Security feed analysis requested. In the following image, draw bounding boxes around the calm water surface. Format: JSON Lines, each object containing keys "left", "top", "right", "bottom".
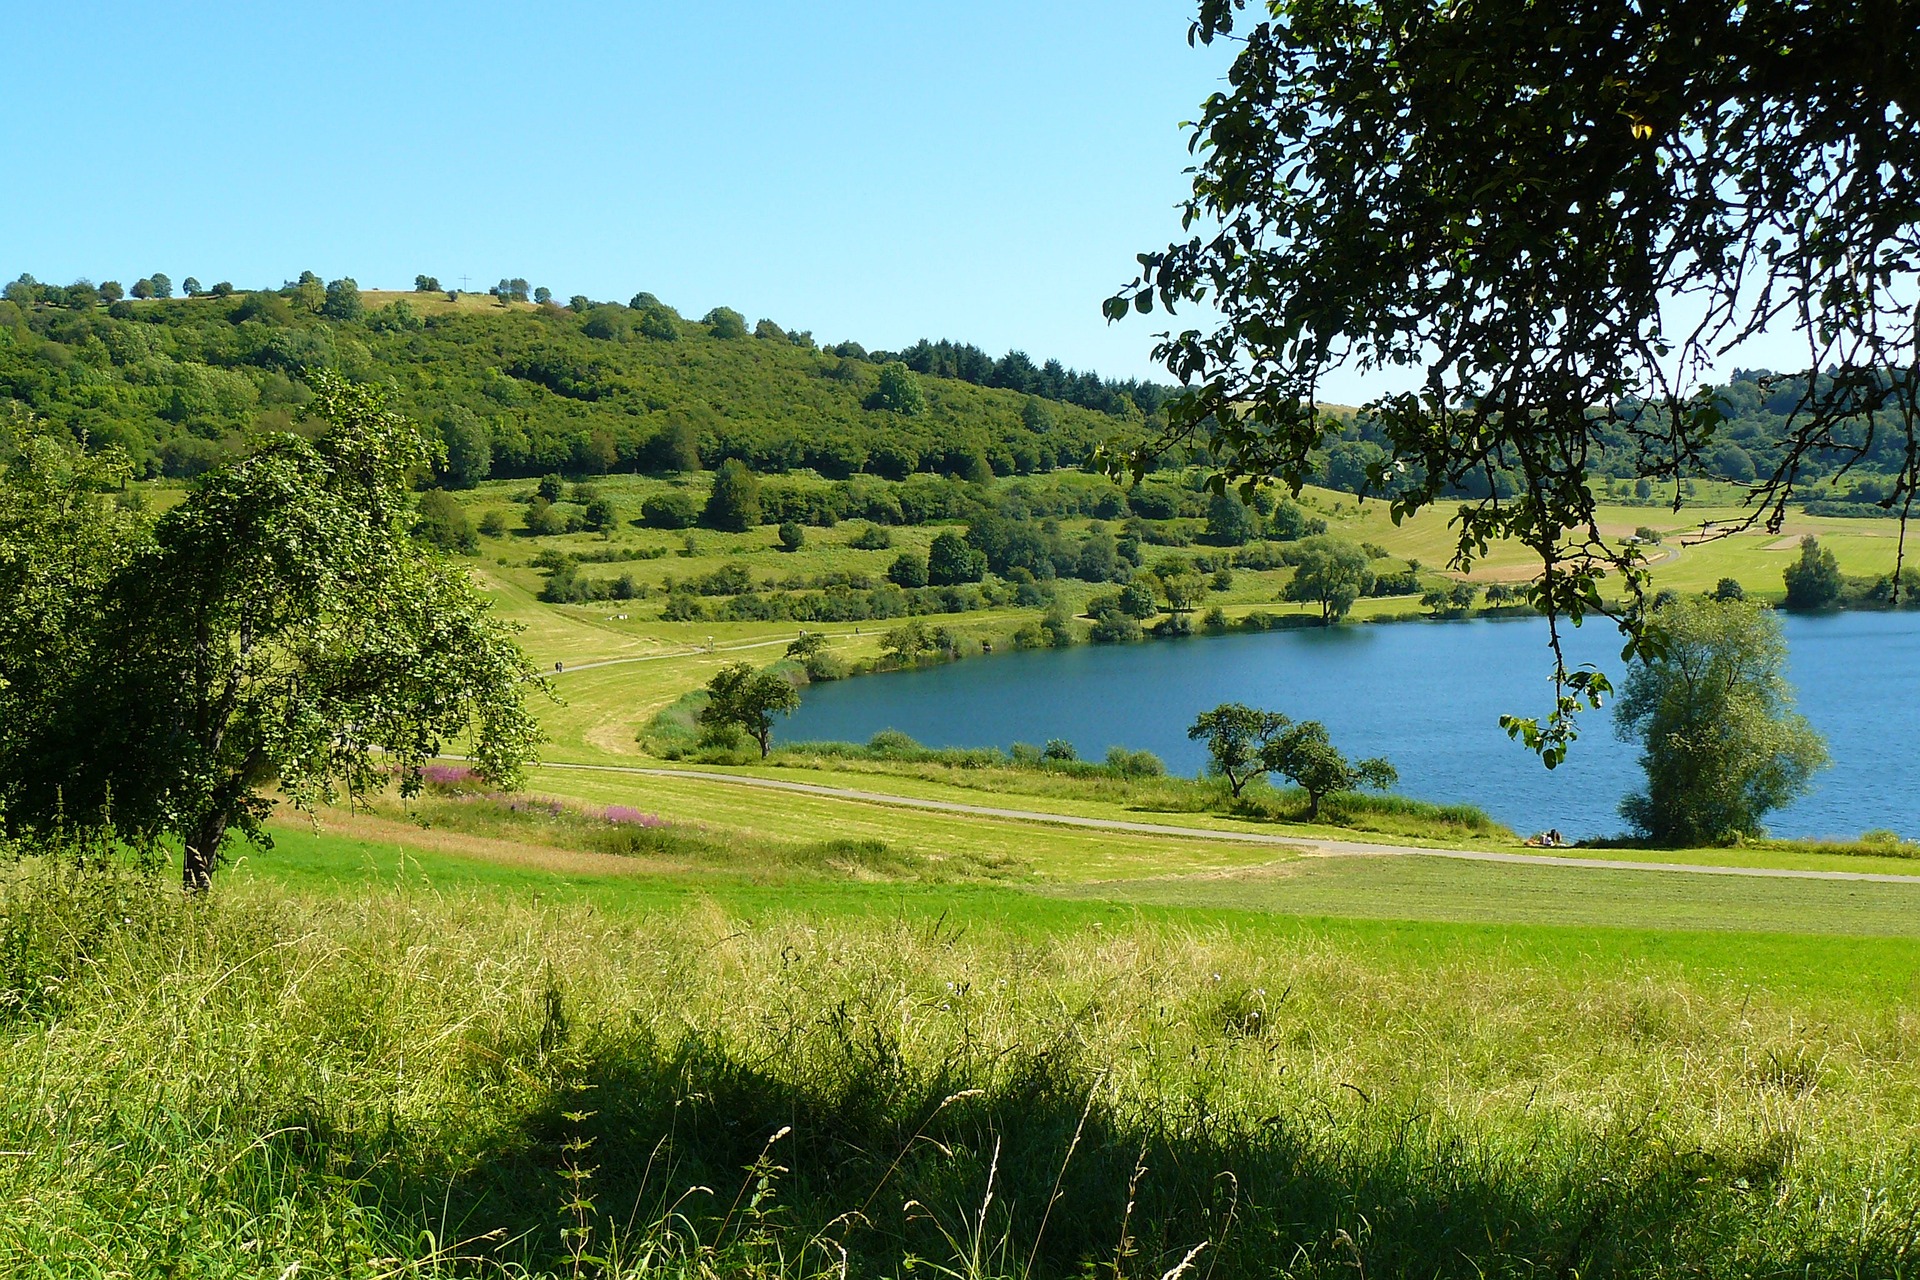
{"left": 785, "top": 612, "right": 1920, "bottom": 840}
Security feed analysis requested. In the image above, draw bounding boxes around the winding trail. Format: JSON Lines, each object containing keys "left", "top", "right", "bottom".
{"left": 531, "top": 761, "right": 1920, "bottom": 885}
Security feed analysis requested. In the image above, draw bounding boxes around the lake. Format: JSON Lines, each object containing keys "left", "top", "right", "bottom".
{"left": 785, "top": 611, "right": 1920, "bottom": 840}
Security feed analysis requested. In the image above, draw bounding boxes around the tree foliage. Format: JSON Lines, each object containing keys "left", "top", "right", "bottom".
{"left": 699, "top": 663, "right": 799, "bottom": 757}
{"left": 0, "top": 376, "right": 543, "bottom": 889}
{"left": 1187, "top": 702, "right": 1291, "bottom": 797}
{"left": 1114, "top": 0, "right": 1920, "bottom": 761}
{"left": 702, "top": 459, "right": 762, "bottom": 532}
{"left": 1781, "top": 535, "right": 1843, "bottom": 610}
{"left": 1614, "top": 597, "right": 1827, "bottom": 845}
{"left": 869, "top": 361, "right": 927, "bottom": 416}
{"left": 927, "top": 531, "right": 986, "bottom": 586}
{"left": 1262, "top": 721, "right": 1398, "bottom": 819}
{"left": 1280, "top": 536, "right": 1372, "bottom": 623}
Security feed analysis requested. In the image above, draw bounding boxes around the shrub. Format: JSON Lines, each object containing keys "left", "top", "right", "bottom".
{"left": 866, "top": 729, "right": 922, "bottom": 756}
{"left": 642, "top": 491, "right": 700, "bottom": 529}
{"left": 1104, "top": 746, "right": 1167, "bottom": 778}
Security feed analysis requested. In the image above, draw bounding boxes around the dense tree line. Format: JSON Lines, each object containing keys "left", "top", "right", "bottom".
{"left": 882, "top": 337, "right": 1175, "bottom": 420}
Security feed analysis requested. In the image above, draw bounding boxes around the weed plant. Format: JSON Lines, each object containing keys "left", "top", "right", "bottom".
{"left": 3, "top": 862, "right": 1918, "bottom": 1276}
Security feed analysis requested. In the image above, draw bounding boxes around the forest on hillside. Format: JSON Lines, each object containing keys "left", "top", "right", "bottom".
{"left": 0, "top": 272, "right": 1912, "bottom": 520}
{"left": 0, "top": 275, "right": 1162, "bottom": 485}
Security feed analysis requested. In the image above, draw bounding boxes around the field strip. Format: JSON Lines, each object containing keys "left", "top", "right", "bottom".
{"left": 530, "top": 762, "right": 1920, "bottom": 884}
{"left": 552, "top": 635, "right": 803, "bottom": 675}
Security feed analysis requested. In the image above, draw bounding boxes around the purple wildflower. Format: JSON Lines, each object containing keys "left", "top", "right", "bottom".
{"left": 604, "top": 805, "right": 667, "bottom": 828}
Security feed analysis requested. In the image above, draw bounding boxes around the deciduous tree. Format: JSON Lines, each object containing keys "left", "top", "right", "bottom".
{"left": 868, "top": 361, "right": 927, "bottom": 416}
{"left": 1614, "top": 597, "right": 1827, "bottom": 845}
{"left": 927, "top": 531, "right": 985, "bottom": 585}
{"left": 700, "top": 663, "right": 798, "bottom": 758}
{"left": 703, "top": 459, "right": 762, "bottom": 532}
{"left": 1187, "top": 703, "right": 1291, "bottom": 797}
{"left": 1782, "top": 536, "right": 1843, "bottom": 611}
{"left": 1263, "top": 721, "right": 1398, "bottom": 819}
{"left": 1281, "top": 536, "right": 1371, "bottom": 623}
{"left": 0, "top": 376, "right": 543, "bottom": 890}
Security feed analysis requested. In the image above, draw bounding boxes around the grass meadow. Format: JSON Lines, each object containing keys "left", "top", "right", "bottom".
{"left": 10, "top": 780, "right": 1920, "bottom": 1277}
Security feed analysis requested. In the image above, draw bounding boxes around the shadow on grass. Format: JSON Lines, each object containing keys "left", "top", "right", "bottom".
{"left": 280, "top": 1019, "right": 1886, "bottom": 1279}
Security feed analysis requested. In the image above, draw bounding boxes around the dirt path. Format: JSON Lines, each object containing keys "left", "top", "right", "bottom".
{"left": 553, "top": 635, "right": 818, "bottom": 676}
{"left": 532, "top": 762, "right": 1920, "bottom": 886}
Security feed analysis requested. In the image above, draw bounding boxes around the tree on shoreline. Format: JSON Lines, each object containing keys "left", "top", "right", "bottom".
{"left": 700, "top": 663, "right": 798, "bottom": 757}
{"left": 1782, "top": 536, "right": 1843, "bottom": 611}
{"left": 1281, "top": 537, "right": 1371, "bottom": 624}
{"left": 1614, "top": 597, "right": 1826, "bottom": 845}
{"left": 1188, "top": 703, "right": 1291, "bottom": 797}
{"left": 1262, "top": 721, "right": 1397, "bottom": 820}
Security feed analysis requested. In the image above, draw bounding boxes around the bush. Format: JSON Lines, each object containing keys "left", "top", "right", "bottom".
{"left": 414, "top": 489, "right": 477, "bottom": 554}
{"left": 642, "top": 491, "right": 700, "bottom": 529}
{"left": 866, "top": 728, "right": 922, "bottom": 757}
{"left": 522, "top": 498, "right": 569, "bottom": 536}
{"left": 886, "top": 553, "right": 929, "bottom": 588}
{"left": 1104, "top": 746, "right": 1167, "bottom": 778}
{"left": 1088, "top": 604, "right": 1142, "bottom": 643}
{"left": 849, "top": 523, "right": 893, "bottom": 549}
{"left": 777, "top": 521, "right": 806, "bottom": 552}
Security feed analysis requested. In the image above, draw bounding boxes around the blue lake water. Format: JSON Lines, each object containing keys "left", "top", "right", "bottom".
{"left": 785, "top": 612, "right": 1920, "bottom": 841}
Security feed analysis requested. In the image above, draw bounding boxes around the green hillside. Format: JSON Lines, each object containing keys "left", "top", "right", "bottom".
{"left": 0, "top": 281, "right": 1158, "bottom": 482}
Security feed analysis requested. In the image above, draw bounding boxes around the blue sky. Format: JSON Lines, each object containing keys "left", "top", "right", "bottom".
{"left": 3, "top": 2, "right": 1236, "bottom": 386}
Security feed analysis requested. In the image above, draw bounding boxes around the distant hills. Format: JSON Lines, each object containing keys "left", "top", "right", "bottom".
{"left": 0, "top": 278, "right": 1168, "bottom": 484}
{"left": 0, "top": 274, "right": 1909, "bottom": 515}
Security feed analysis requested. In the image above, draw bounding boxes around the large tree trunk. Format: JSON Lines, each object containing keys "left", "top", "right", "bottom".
{"left": 182, "top": 815, "right": 224, "bottom": 894}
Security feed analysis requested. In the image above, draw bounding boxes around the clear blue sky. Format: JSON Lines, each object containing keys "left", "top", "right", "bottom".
{"left": 3, "top": 2, "right": 1235, "bottom": 385}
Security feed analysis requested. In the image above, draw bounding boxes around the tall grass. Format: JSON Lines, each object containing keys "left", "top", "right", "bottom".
{"left": 4, "top": 859, "right": 1919, "bottom": 1276}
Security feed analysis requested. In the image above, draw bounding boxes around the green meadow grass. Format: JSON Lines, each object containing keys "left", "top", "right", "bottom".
{"left": 9, "top": 826, "right": 1920, "bottom": 1278}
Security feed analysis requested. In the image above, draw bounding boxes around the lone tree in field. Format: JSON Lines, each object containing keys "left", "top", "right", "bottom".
{"left": 1262, "top": 721, "right": 1398, "bottom": 820}
{"left": 702, "top": 459, "right": 762, "bottom": 532}
{"left": 0, "top": 376, "right": 545, "bottom": 890}
{"left": 1112, "top": 0, "right": 1920, "bottom": 762}
{"left": 1188, "top": 703, "right": 1292, "bottom": 797}
{"left": 700, "top": 663, "right": 799, "bottom": 758}
{"left": 1614, "top": 597, "right": 1826, "bottom": 846}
